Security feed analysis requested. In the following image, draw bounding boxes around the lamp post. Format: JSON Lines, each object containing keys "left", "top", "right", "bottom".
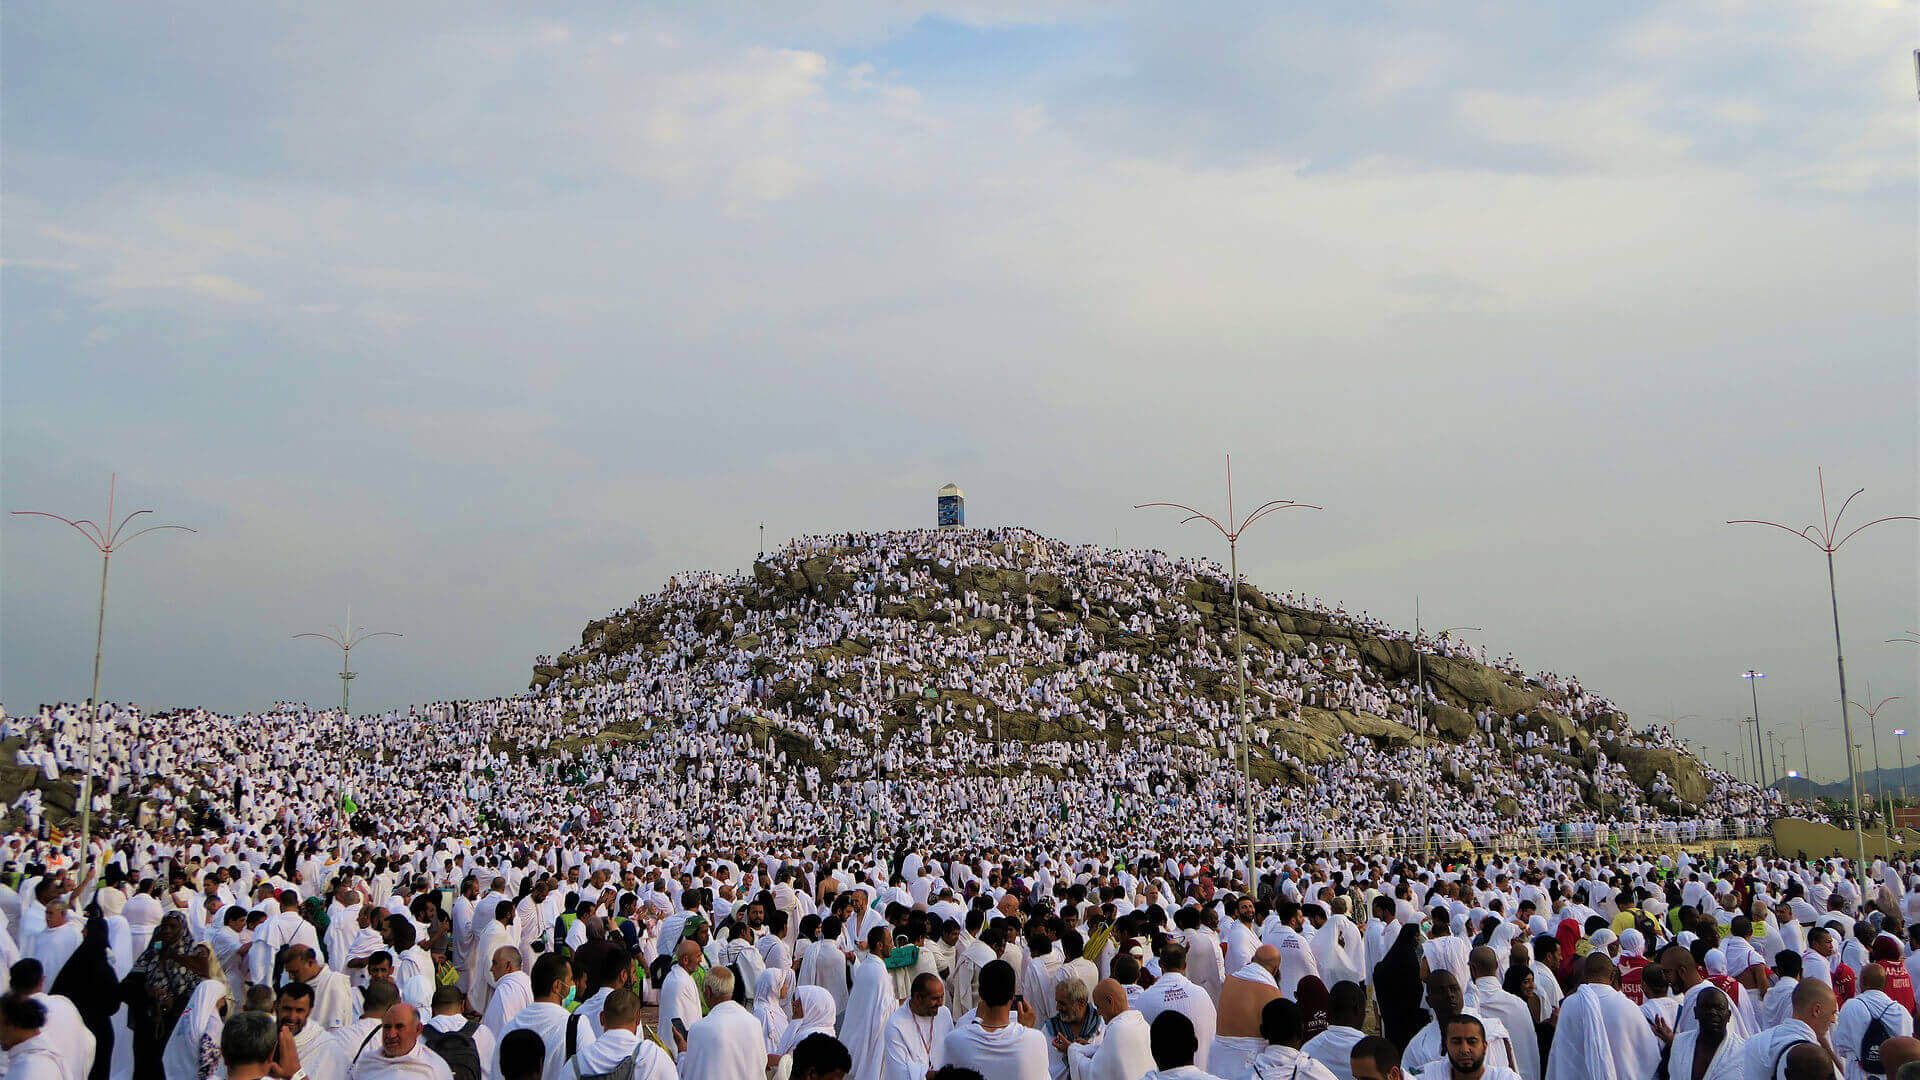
{"left": 1852, "top": 695, "right": 1903, "bottom": 830}
{"left": 1411, "top": 601, "right": 1480, "bottom": 854}
{"left": 1730, "top": 468, "right": 1918, "bottom": 874}
{"left": 294, "top": 612, "right": 403, "bottom": 717}
{"left": 11, "top": 474, "right": 194, "bottom": 880}
{"left": 1742, "top": 671, "right": 1771, "bottom": 788}
{"left": 1895, "top": 728, "right": 1911, "bottom": 810}
{"left": 1138, "top": 455, "right": 1320, "bottom": 890}
{"left": 1726, "top": 717, "right": 1755, "bottom": 786}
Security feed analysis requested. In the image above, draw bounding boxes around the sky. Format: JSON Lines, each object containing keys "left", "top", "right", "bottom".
{"left": 3, "top": 1, "right": 1915, "bottom": 785}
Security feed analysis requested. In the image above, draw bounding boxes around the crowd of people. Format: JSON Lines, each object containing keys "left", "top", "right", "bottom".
{"left": 13, "top": 837, "right": 1920, "bottom": 1080}
{"left": 0, "top": 526, "right": 1828, "bottom": 1080}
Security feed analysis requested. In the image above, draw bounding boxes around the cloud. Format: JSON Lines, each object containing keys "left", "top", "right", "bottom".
{"left": 0, "top": 1, "right": 1911, "bottom": 764}
{"left": 185, "top": 273, "right": 265, "bottom": 303}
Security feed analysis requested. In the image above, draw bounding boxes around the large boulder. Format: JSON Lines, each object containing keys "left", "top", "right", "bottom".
{"left": 1606, "top": 741, "right": 1710, "bottom": 805}
{"left": 1427, "top": 703, "right": 1477, "bottom": 740}
{"left": 1270, "top": 725, "right": 1340, "bottom": 765}
{"left": 1337, "top": 710, "right": 1418, "bottom": 746}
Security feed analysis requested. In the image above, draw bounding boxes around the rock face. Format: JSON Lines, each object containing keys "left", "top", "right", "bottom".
{"left": 1604, "top": 741, "right": 1710, "bottom": 805}
{"left": 534, "top": 529, "right": 1714, "bottom": 812}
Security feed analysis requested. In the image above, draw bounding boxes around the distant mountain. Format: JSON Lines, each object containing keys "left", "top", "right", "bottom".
{"left": 1773, "top": 763, "right": 1920, "bottom": 804}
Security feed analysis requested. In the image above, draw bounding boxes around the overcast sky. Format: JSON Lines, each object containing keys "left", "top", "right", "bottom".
{"left": 3, "top": 2, "right": 1914, "bottom": 784}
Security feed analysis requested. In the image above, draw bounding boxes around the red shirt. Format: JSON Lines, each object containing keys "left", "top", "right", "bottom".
{"left": 1884, "top": 962, "right": 1917, "bottom": 1016}
{"left": 1621, "top": 965, "right": 1645, "bottom": 1005}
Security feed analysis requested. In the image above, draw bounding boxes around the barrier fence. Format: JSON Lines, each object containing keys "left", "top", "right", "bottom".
{"left": 1252, "top": 819, "right": 1771, "bottom": 856}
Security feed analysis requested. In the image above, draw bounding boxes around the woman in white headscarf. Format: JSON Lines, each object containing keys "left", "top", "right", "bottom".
{"left": 775, "top": 986, "right": 839, "bottom": 1057}
{"left": 161, "top": 979, "right": 229, "bottom": 1080}
{"left": 755, "top": 967, "right": 794, "bottom": 1054}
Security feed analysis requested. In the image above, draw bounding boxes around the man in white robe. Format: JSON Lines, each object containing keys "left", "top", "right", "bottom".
{"left": 279, "top": 980, "right": 346, "bottom": 1080}
{"left": 1073, "top": 980, "right": 1153, "bottom": 1080}
{"left": 942, "top": 960, "right": 1048, "bottom": 1080}
{"left": 326, "top": 883, "right": 366, "bottom": 973}
{"left": 1022, "top": 934, "right": 1067, "bottom": 1026}
{"left": 426, "top": 986, "right": 496, "bottom": 1080}
{"left": 469, "top": 905, "right": 518, "bottom": 1016}
{"left": 347, "top": 1003, "right": 454, "bottom": 1080}
{"left": 260, "top": 891, "right": 321, "bottom": 985}
{"left": 1134, "top": 945, "right": 1216, "bottom": 1072}
{"left": 495, "top": 953, "right": 574, "bottom": 1080}
{"left": 661, "top": 940, "right": 707, "bottom": 1062}
{"left": 681, "top": 969, "right": 767, "bottom": 1080}
{"left": 1223, "top": 900, "right": 1260, "bottom": 983}
{"left": 1261, "top": 903, "right": 1320, "bottom": 999}
{"left": 1740, "top": 977, "right": 1837, "bottom": 1080}
{"left": 564, "top": 989, "right": 676, "bottom": 1080}
{"left": 1542, "top": 956, "right": 1660, "bottom": 1080}
{"left": 1176, "top": 910, "right": 1224, "bottom": 1005}
{"left": 1403, "top": 973, "right": 1513, "bottom": 1079}
{"left": 1306, "top": 901, "right": 1365, "bottom": 990}
{"left": 1466, "top": 947, "right": 1540, "bottom": 1080}
{"left": 1833, "top": 963, "right": 1912, "bottom": 1080}
{"left": 209, "top": 906, "right": 253, "bottom": 993}
{"left": 26, "top": 904, "right": 82, "bottom": 989}
{"left": 1664, "top": 987, "right": 1744, "bottom": 1080}
{"left": 1299, "top": 980, "right": 1368, "bottom": 1080}
{"left": 15, "top": 963, "right": 92, "bottom": 1080}
{"left": 799, "top": 924, "right": 851, "bottom": 1019}
{"left": 289, "top": 945, "right": 358, "bottom": 1033}
{"left": 949, "top": 920, "right": 997, "bottom": 1020}
{"left": 883, "top": 973, "right": 953, "bottom": 1080}
{"left": 481, "top": 948, "right": 534, "bottom": 1039}
{"left": 842, "top": 928, "right": 899, "bottom": 1080}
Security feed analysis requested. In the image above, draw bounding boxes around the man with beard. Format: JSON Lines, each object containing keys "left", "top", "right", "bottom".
{"left": 279, "top": 982, "right": 344, "bottom": 1080}
{"left": 1427, "top": 1015, "right": 1520, "bottom": 1080}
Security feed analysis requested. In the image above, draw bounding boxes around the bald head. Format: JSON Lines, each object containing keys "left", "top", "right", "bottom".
{"left": 1092, "top": 979, "right": 1128, "bottom": 1022}
{"left": 1251, "top": 946, "right": 1280, "bottom": 974}
{"left": 1583, "top": 952, "right": 1618, "bottom": 985}
{"left": 1469, "top": 946, "right": 1498, "bottom": 979}
{"left": 1792, "top": 977, "right": 1838, "bottom": 1035}
{"left": 1862, "top": 963, "right": 1887, "bottom": 992}
{"left": 491, "top": 946, "right": 521, "bottom": 977}
{"left": 676, "top": 939, "right": 703, "bottom": 970}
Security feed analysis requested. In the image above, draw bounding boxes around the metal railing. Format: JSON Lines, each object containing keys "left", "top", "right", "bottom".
{"left": 1252, "top": 819, "right": 1771, "bottom": 856}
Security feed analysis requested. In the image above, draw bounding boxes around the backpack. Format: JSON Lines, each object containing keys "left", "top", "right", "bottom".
{"left": 422, "top": 1018, "right": 483, "bottom": 1080}
{"left": 573, "top": 1056, "right": 638, "bottom": 1080}
{"left": 1861, "top": 1000, "right": 1901, "bottom": 1075}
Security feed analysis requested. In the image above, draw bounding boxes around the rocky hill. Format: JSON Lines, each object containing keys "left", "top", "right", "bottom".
{"left": 530, "top": 528, "right": 1730, "bottom": 822}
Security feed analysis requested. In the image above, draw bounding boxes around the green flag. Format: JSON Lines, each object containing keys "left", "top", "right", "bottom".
{"left": 341, "top": 793, "right": 359, "bottom": 816}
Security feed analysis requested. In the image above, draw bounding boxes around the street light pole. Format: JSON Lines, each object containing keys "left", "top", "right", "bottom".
{"left": 1895, "top": 728, "right": 1911, "bottom": 811}
{"left": 1138, "top": 456, "right": 1320, "bottom": 892}
{"left": 295, "top": 611, "right": 403, "bottom": 717}
{"left": 1730, "top": 468, "right": 1917, "bottom": 875}
{"left": 1852, "top": 695, "right": 1902, "bottom": 831}
{"left": 1743, "top": 671, "right": 1770, "bottom": 788}
{"left": 11, "top": 475, "right": 194, "bottom": 881}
